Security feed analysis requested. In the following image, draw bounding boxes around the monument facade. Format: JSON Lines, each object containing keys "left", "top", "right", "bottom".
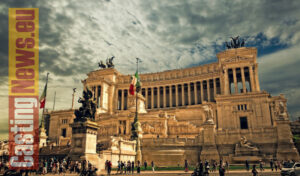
{"left": 47, "top": 46, "right": 299, "bottom": 166}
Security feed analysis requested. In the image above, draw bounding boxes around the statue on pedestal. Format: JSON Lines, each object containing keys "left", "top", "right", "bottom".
{"left": 203, "top": 104, "right": 214, "bottom": 124}
{"left": 277, "top": 101, "right": 288, "bottom": 120}
{"left": 74, "top": 87, "right": 96, "bottom": 122}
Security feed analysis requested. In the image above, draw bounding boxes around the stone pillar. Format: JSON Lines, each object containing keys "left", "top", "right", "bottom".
{"left": 170, "top": 86, "right": 173, "bottom": 107}
{"left": 249, "top": 65, "right": 255, "bottom": 92}
{"left": 200, "top": 81, "right": 204, "bottom": 103}
{"left": 175, "top": 85, "right": 179, "bottom": 106}
{"left": 213, "top": 78, "right": 217, "bottom": 100}
{"left": 100, "top": 83, "right": 104, "bottom": 108}
{"left": 145, "top": 88, "right": 148, "bottom": 109}
{"left": 194, "top": 82, "right": 198, "bottom": 104}
{"left": 207, "top": 80, "right": 211, "bottom": 102}
{"left": 233, "top": 68, "right": 238, "bottom": 93}
{"left": 187, "top": 83, "right": 191, "bottom": 105}
{"left": 276, "top": 119, "right": 300, "bottom": 161}
{"left": 223, "top": 68, "right": 229, "bottom": 95}
{"left": 163, "top": 86, "right": 166, "bottom": 108}
{"left": 121, "top": 89, "right": 124, "bottom": 110}
{"left": 200, "top": 121, "right": 220, "bottom": 161}
{"left": 181, "top": 84, "right": 185, "bottom": 106}
{"left": 241, "top": 67, "right": 247, "bottom": 93}
{"left": 254, "top": 64, "right": 260, "bottom": 92}
{"left": 157, "top": 87, "right": 161, "bottom": 108}
{"left": 95, "top": 86, "right": 98, "bottom": 108}
{"left": 69, "top": 120, "right": 101, "bottom": 171}
{"left": 151, "top": 87, "right": 154, "bottom": 109}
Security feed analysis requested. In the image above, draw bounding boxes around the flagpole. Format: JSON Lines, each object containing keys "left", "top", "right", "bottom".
{"left": 53, "top": 91, "right": 56, "bottom": 111}
{"left": 41, "top": 72, "right": 49, "bottom": 128}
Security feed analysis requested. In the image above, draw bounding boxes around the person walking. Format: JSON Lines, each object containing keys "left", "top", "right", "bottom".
{"left": 270, "top": 159, "right": 274, "bottom": 171}
{"left": 259, "top": 160, "right": 264, "bottom": 171}
{"left": 131, "top": 161, "right": 135, "bottom": 174}
{"left": 219, "top": 165, "right": 225, "bottom": 176}
{"left": 252, "top": 165, "right": 258, "bottom": 176}
{"left": 151, "top": 161, "right": 155, "bottom": 173}
{"left": 184, "top": 160, "right": 189, "bottom": 172}
{"left": 245, "top": 160, "right": 249, "bottom": 171}
{"left": 144, "top": 160, "right": 147, "bottom": 170}
{"left": 107, "top": 160, "right": 112, "bottom": 175}
{"left": 137, "top": 160, "right": 141, "bottom": 174}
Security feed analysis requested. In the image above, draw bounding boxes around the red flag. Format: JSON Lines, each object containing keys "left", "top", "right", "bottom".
{"left": 39, "top": 83, "right": 47, "bottom": 108}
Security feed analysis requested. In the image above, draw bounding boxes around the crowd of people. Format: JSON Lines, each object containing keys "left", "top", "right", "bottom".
{"left": 192, "top": 159, "right": 296, "bottom": 176}
{"left": 0, "top": 158, "right": 297, "bottom": 175}
{"left": 108, "top": 160, "right": 155, "bottom": 175}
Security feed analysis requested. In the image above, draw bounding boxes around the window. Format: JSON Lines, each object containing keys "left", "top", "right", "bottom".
{"left": 240, "top": 117, "right": 248, "bottom": 129}
{"left": 61, "top": 128, "right": 67, "bottom": 137}
{"left": 62, "top": 119, "right": 68, "bottom": 124}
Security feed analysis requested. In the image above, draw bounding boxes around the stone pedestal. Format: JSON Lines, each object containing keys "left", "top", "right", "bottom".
{"left": 276, "top": 119, "right": 300, "bottom": 161}
{"left": 200, "top": 122, "right": 220, "bottom": 161}
{"left": 68, "top": 120, "right": 101, "bottom": 168}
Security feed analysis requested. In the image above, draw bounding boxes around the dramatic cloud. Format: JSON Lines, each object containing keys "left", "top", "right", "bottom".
{"left": 0, "top": 0, "right": 299, "bottom": 138}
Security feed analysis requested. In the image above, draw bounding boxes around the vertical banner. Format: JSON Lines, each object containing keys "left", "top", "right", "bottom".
{"left": 8, "top": 8, "right": 39, "bottom": 170}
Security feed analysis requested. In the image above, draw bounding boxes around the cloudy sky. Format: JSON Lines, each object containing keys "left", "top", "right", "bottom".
{"left": 0, "top": 0, "right": 300, "bottom": 139}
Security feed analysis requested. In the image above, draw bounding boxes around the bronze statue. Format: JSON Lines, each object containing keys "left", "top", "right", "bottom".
{"left": 98, "top": 60, "right": 106, "bottom": 69}
{"left": 106, "top": 56, "right": 115, "bottom": 68}
{"left": 225, "top": 36, "right": 246, "bottom": 49}
{"left": 74, "top": 87, "right": 96, "bottom": 122}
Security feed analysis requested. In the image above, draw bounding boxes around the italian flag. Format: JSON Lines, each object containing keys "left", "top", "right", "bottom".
{"left": 39, "top": 82, "right": 47, "bottom": 109}
{"left": 129, "top": 71, "right": 141, "bottom": 95}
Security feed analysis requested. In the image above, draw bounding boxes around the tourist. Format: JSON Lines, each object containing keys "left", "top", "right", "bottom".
{"left": 131, "top": 161, "right": 135, "bottom": 173}
{"left": 127, "top": 160, "right": 131, "bottom": 173}
{"left": 219, "top": 165, "right": 225, "bottom": 176}
{"left": 117, "top": 160, "right": 121, "bottom": 174}
{"left": 259, "top": 160, "right": 264, "bottom": 171}
{"left": 105, "top": 160, "right": 108, "bottom": 172}
{"left": 144, "top": 160, "right": 147, "bottom": 170}
{"left": 251, "top": 165, "right": 258, "bottom": 176}
{"left": 225, "top": 161, "right": 229, "bottom": 172}
{"left": 42, "top": 160, "right": 47, "bottom": 174}
{"left": 270, "top": 159, "right": 274, "bottom": 171}
{"left": 245, "top": 160, "right": 249, "bottom": 171}
{"left": 274, "top": 161, "right": 278, "bottom": 171}
{"left": 151, "top": 161, "right": 155, "bottom": 173}
{"left": 199, "top": 160, "right": 203, "bottom": 175}
{"left": 184, "top": 159, "right": 189, "bottom": 172}
{"left": 137, "top": 160, "right": 141, "bottom": 173}
{"left": 107, "top": 160, "right": 112, "bottom": 175}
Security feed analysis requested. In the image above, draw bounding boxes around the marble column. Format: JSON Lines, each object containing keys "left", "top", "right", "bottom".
{"left": 157, "top": 87, "right": 161, "bottom": 108}
{"left": 170, "top": 86, "right": 173, "bottom": 107}
{"left": 213, "top": 78, "right": 217, "bottom": 100}
{"left": 145, "top": 88, "right": 148, "bottom": 109}
{"left": 241, "top": 67, "right": 247, "bottom": 93}
{"left": 233, "top": 68, "right": 238, "bottom": 93}
{"left": 151, "top": 87, "right": 154, "bottom": 109}
{"left": 95, "top": 86, "right": 98, "bottom": 108}
{"left": 121, "top": 89, "right": 124, "bottom": 110}
{"left": 223, "top": 68, "right": 229, "bottom": 95}
{"left": 175, "top": 85, "right": 178, "bottom": 106}
{"left": 200, "top": 81, "right": 204, "bottom": 103}
{"left": 182, "top": 84, "right": 185, "bottom": 105}
{"left": 254, "top": 64, "right": 260, "bottom": 91}
{"left": 249, "top": 65, "right": 255, "bottom": 92}
{"left": 207, "top": 80, "right": 211, "bottom": 102}
{"left": 163, "top": 86, "right": 166, "bottom": 108}
{"left": 188, "top": 83, "right": 191, "bottom": 105}
{"left": 194, "top": 82, "right": 198, "bottom": 104}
